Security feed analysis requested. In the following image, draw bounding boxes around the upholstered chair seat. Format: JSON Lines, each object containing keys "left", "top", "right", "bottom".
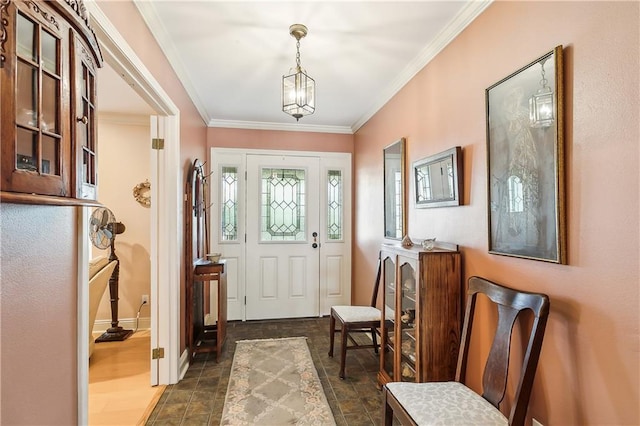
{"left": 385, "top": 381, "right": 508, "bottom": 425}
{"left": 331, "top": 305, "right": 381, "bottom": 323}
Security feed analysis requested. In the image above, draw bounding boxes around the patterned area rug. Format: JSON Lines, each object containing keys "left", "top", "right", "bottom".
{"left": 221, "top": 337, "right": 336, "bottom": 425}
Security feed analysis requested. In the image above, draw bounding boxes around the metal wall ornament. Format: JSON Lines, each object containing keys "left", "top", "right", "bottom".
{"left": 133, "top": 180, "right": 151, "bottom": 207}
{"left": 485, "top": 45, "right": 566, "bottom": 264}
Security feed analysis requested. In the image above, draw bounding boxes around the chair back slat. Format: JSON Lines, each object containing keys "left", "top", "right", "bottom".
{"left": 370, "top": 252, "right": 382, "bottom": 307}
{"left": 482, "top": 305, "right": 519, "bottom": 407}
{"left": 459, "top": 276, "right": 550, "bottom": 426}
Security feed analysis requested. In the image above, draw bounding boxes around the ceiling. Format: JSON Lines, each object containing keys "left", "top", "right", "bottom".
{"left": 98, "top": 1, "right": 491, "bottom": 134}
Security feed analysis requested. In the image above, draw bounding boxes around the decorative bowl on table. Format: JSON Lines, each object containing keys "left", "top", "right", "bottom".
{"left": 206, "top": 253, "right": 222, "bottom": 263}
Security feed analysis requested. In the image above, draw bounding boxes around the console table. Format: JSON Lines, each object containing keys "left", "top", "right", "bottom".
{"left": 187, "top": 259, "right": 227, "bottom": 362}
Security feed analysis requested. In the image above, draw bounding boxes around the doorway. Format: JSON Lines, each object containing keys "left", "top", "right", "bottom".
{"left": 210, "top": 148, "right": 353, "bottom": 321}
{"left": 79, "top": 4, "right": 182, "bottom": 425}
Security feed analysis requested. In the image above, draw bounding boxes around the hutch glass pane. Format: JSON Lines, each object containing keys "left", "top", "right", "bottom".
{"left": 16, "top": 129, "right": 36, "bottom": 170}
{"left": 399, "top": 261, "right": 417, "bottom": 381}
{"left": 42, "top": 74, "right": 58, "bottom": 133}
{"left": 41, "top": 135, "right": 59, "bottom": 175}
{"left": 41, "top": 30, "right": 58, "bottom": 74}
{"left": 16, "top": 62, "right": 37, "bottom": 127}
{"left": 383, "top": 256, "right": 396, "bottom": 380}
{"left": 16, "top": 13, "right": 36, "bottom": 62}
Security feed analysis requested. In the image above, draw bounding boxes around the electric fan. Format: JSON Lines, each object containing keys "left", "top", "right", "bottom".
{"left": 89, "top": 207, "right": 132, "bottom": 342}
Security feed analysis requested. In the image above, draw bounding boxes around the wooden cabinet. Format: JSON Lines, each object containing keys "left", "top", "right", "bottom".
{"left": 0, "top": 0, "right": 102, "bottom": 203}
{"left": 378, "top": 243, "right": 462, "bottom": 386}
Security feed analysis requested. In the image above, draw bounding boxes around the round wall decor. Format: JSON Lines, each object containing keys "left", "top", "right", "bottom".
{"left": 133, "top": 180, "right": 151, "bottom": 207}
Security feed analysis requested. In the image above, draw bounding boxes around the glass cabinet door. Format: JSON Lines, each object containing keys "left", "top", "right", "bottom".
{"left": 15, "top": 11, "right": 62, "bottom": 177}
{"left": 381, "top": 254, "right": 396, "bottom": 380}
{"left": 398, "top": 258, "right": 417, "bottom": 381}
{"left": 74, "top": 34, "right": 99, "bottom": 200}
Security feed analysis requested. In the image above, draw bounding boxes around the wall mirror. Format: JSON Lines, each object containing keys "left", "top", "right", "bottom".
{"left": 413, "top": 146, "right": 463, "bottom": 208}
{"left": 383, "top": 138, "right": 406, "bottom": 239}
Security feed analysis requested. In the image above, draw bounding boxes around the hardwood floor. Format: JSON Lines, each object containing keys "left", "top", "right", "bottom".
{"left": 89, "top": 330, "right": 165, "bottom": 425}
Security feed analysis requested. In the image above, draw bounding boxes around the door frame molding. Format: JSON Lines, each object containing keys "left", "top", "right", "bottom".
{"left": 78, "top": 4, "right": 181, "bottom": 424}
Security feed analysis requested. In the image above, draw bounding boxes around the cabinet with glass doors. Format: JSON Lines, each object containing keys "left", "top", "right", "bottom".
{"left": 1, "top": 0, "right": 103, "bottom": 203}
{"left": 378, "top": 243, "right": 462, "bottom": 386}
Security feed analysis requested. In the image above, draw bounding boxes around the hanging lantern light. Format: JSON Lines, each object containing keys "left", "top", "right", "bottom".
{"left": 529, "top": 57, "right": 554, "bottom": 128}
{"left": 282, "top": 24, "right": 315, "bottom": 121}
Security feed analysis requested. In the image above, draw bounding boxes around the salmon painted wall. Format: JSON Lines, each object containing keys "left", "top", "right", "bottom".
{"left": 208, "top": 127, "right": 354, "bottom": 154}
{"left": 354, "top": 2, "right": 638, "bottom": 424}
{"left": 96, "top": 0, "right": 208, "bottom": 353}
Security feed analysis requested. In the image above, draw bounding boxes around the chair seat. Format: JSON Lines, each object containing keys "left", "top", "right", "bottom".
{"left": 386, "top": 381, "right": 508, "bottom": 426}
{"left": 332, "top": 305, "right": 381, "bottom": 322}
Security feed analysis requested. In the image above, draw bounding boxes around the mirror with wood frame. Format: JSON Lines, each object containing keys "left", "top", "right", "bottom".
{"left": 413, "top": 146, "right": 463, "bottom": 208}
{"left": 383, "top": 138, "right": 407, "bottom": 239}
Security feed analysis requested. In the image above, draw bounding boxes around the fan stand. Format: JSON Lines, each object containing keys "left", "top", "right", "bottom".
{"left": 95, "top": 230, "right": 133, "bottom": 342}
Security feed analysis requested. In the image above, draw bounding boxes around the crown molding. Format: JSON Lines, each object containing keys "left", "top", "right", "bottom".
{"left": 351, "top": 0, "right": 492, "bottom": 132}
{"left": 133, "top": 0, "right": 211, "bottom": 123}
{"left": 208, "top": 119, "right": 353, "bottom": 135}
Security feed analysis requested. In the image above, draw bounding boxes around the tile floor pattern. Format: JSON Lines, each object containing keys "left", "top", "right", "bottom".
{"left": 146, "top": 316, "right": 385, "bottom": 425}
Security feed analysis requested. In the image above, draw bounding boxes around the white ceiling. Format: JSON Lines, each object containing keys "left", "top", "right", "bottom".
{"left": 98, "top": 1, "right": 491, "bottom": 134}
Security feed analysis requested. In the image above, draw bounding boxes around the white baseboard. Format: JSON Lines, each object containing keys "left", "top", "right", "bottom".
{"left": 93, "top": 317, "right": 151, "bottom": 332}
{"left": 179, "top": 349, "right": 190, "bottom": 380}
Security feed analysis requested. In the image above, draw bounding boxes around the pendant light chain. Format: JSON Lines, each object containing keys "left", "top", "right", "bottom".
{"left": 296, "top": 39, "right": 301, "bottom": 70}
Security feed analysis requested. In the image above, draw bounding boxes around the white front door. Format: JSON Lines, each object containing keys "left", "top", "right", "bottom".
{"left": 245, "top": 154, "right": 320, "bottom": 319}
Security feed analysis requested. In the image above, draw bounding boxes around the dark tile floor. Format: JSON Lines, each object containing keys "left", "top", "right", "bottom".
{"left": 146, "top": 316, "right": 384, "bottom": 425}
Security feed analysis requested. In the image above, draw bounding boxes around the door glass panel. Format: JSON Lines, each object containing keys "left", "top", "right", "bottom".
{"left": 42, "top": 135, "right": 59, "bottom": 175}
{"left": 16, "top": 61, "right": 37, "bottom": 127}
{"left": 327, "top": 170, "right": 343, "bottom": 240}
{"left": 221, "top": 166, "right": 238, "bottom": 241}
{"left": 41, "top": 30, "right": 58, "bottom": 74}
{"left": 16, "top": 13, "right": 36, "bottom": 62}
{"left": 42, "top": 74, "right": 58, "bottom": 133}
{"left": 260, "top": 168, "right": 306, "bottom": 241}
{"left": 399, "top": 261, "right": 417, "bottom": 381}
{"left": 16, "top": 128, "right": 37, "bottom": 171}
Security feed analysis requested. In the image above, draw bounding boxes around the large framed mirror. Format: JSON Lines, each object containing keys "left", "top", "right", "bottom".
{"left": 383, "top": 138, "right": 406, "bottom": 239}
{"left": 413, "top": 146, "right": 463, "bottom": 208}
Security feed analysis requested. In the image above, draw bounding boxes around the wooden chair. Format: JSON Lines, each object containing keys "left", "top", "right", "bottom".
{"left": 383, "top": 276, "right": 550, "bottom": 426}
{"left": 328, "top": 254, "right": 382, "bottom": 379}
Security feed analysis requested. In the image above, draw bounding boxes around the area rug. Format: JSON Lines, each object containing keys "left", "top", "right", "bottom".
{"left": 221, "top": 337, "right": 336, "bottom": 425}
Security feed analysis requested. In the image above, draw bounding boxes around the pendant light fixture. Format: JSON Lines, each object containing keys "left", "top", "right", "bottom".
{"left": 282, "top": 24, "right": 315, "bottom": 121}
{"left": 529, "top": 57, "right": 554, "bottom": 128}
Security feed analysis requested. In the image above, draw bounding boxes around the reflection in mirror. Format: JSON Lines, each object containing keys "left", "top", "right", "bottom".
{"left": 384, "top": 138, "right": 406, "bottom": 239}
{"left": 413, "top": 146, "right": 462, "bottom": 208}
